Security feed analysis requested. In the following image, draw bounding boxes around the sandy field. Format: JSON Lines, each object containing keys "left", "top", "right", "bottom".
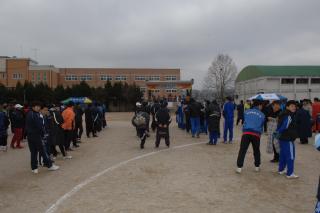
{"left": 0, "top": 112, "right": 319, "bottom": 213}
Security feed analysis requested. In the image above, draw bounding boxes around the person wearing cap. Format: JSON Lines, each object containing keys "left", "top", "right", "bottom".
{"left": 132, "top": 102, "right": 150, "bottom": 149}
{"left": 155, "top": 101, "right": 171, "bottom": 148}
{"left": 26, "top": 101, "right": 59, "bottom": 174}
{"left": 277, "top": 100, "right": 299, "bottom": 179}
{"left": 62, "top": 101, "right": 76, "bottom": 151}
{"left": 236, "top": 99, "right": 265, "bottom": 174}
{"left": 10, "top": 104, "right": 25, "bottom": 149}
{"left": 0, "top": 102, "right": 10, "bottom": 151}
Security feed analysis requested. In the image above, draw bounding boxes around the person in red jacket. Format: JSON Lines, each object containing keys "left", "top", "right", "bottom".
{"left": 312, "top": 98, "right": 320, "bottom": 133}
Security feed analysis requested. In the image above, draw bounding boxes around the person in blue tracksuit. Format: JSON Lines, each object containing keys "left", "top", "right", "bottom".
{"left": 236, "top": 99, "right": 265, "bottom": 173}
{"left": 276, "top": 100, "right": 299, "bottom": 179}
{"left": 223, "top": 97, "right": 235, "bottom": 143}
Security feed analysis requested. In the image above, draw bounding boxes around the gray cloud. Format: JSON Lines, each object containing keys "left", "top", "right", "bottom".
{"left": 1, "top": 0, "right": 320, "bottom": 88}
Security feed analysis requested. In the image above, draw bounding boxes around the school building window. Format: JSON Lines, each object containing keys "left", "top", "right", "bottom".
{"left": 150, "top": 89, "right": 160, "bottom": 93}
{"left": 148, "top": 76, "right": 160, "bottom": 81}
{"left": 115, "top": 76, "right": 127, "bottom": 81}
{"left": 65, "top": 75, "right": 78, "bottom": 81}
{"left": 166, "top": 89, "right": 177, "bottom": 93}
{"left": 100, "top": 75, "right": 113, "bottom": 81}
{"left": 12, "top": 73, "right": 23, "bottom": 80}
{"left": 79, "top": 75, "right": 93, "bottom": 81}
{"left": 165, "top": 75, "right": 177, "bottom": 81}
{"left": 135, "top": 76, "right": 146, "bottom": 81}
{"left": 296, "top": 78, "right": 308, "bottom": 84}
{"left": 311, "top": 78, "right": 320, "bottom": 84}
{"left": 37, "top": 72, "right": 40, "bottom": 81}
{"left": 140, "top": 87, "right": 146, "bottom": 93}
{"left": 43, "top": 72, "right": 47, "bottom": 81}
{"left": 281, "top": 78, "right": 294, "bottom": 84}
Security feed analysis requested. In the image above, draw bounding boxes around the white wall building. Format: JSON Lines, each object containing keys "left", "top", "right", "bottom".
{"left": 235, "top": 66, "right": 320, "bottom": 101}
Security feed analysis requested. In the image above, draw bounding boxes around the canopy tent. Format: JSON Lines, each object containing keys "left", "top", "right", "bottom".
{"left": 248, "top": 93, "right": 287, "bottom": 101}
{"left": 61, "top": 97, "right": 92, "bottom": 104}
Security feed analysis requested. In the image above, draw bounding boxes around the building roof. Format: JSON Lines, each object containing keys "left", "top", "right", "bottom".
{"left": 236, "top": 65, "right": 320, "bottom": 82}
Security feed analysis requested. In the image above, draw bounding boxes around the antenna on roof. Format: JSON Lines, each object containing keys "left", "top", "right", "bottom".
{"left": 31, "top": 48, "right": 39, "bottom": 61}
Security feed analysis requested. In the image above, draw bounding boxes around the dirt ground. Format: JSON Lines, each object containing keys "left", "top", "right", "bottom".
{"left": 0, "top": 112, "right": 319, "bottom": 213}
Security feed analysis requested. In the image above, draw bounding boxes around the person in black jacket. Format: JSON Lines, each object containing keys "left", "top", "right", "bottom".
{"left": 85, "top": 104, "right": 97, "bottom": 138}
{"left": 189, "top": 98, "right": 202, "bottom": 138}
{"left": 132, "top": 102, "right": 150, "bottom": 149}
{"left": 277, "top": 100, "right": 299, "bottom": 179}
{"left": 236, "top": 100, "right": 244, "bottom": 125}
{"left": 26, "top": 101, "right": 59, "bottom": 174}
{"left": 296, "top": 100, "right": 312, "bottom": 144}
{"left": 10, "top": 104, "right": 25, "bottom": 149}
{"left": 0, "top": 102, "right": 10, "bottom": 151}
{"left": 50, "top": 105, "right": 72, "bottom": 159}
{"left": 74, "top": 103, "right": 84, "bottom": 142}
{"left": 206, "top": 100, "right": 221, "bottom": 145}
{"left": 155, "top": 101, "right": 172, "bottom": 148}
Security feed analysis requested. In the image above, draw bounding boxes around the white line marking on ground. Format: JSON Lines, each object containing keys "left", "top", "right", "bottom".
{"left": 45, "top": 141, "right": 208, "bottom": 213}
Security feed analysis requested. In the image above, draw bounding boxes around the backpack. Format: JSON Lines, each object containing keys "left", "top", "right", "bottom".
{"left": 132, "top": 112, "right": 147, "bottom": 128}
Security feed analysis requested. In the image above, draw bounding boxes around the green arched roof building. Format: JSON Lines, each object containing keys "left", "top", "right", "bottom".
{"left": 236, "top": 65, "right": 320, "bottom": 82}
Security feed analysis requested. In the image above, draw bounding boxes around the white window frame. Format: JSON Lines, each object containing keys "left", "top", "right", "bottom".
{"left": 100, "top": 75, "right": 113, "bottom": 81}
{"left": 12, "top": 73, "right": 23, "bottom": 80}
{"left": 65, "top": 75, "right": 78, "bottom": 81}
{"left": 165, "top": 75, "right": 177, "bottom": 81}
{"left": 115, "top": 76, "right": 127, "bottom": 81}
{"left": 135, "top": 76, "right": 146, "bottom": 81}
{"left": 148, "top": 76, "right": 160, "bottom": 81}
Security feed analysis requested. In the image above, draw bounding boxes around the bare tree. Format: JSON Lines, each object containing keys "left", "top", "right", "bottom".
{"left": 203, "top": 54, "right": 237, "bottom": 101}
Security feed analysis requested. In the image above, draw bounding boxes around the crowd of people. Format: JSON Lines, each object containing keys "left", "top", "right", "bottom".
{"left": 175, "top": 96, "right": 320, "bottom": 211}
{"left": 0, "top": 100, "right": 107, "bottom": 174}
{"left": 1, "top": 95, "right": 319, "bottom": 211}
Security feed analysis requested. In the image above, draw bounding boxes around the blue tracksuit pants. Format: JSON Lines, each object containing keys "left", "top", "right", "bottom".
{"left": 279, "top": 140, "right": 295, "bottom": 176}
{"left": 209, "top": 131, "right": 218, "bottom": 144}
{"left": 315, "top": 201, "right": 320, "bottom": 213}
{"left": 223, "top": 119, "right": 234, "bottom": 142}
{"left": 190, "top": 117, "right": 200, "bottom": 137}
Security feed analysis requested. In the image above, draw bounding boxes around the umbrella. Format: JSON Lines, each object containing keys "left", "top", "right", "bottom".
{"left": 248, "top": 93, "right": 287, "bottom": 101}
{"left": 61, "top": 97, "right": 92, "bottom": 104}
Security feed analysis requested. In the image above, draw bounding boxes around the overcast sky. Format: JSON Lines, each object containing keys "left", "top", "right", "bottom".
{"left": 1, "top": 0, "right": 320, "bottom": 88}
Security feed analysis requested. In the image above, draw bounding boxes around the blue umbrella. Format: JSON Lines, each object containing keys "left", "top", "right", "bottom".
{"left": 248, "top": 93, "right": 287, "bottom": 101}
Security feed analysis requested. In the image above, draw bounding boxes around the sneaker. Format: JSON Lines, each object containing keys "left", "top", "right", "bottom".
{"left": 278, "top": 170, "right": 286, "bottom": 175}
{"left": 48, "top": 164, "right": 60, "bottom": 171}
{"left": 270, "top": 159, "right": 279, "bottom": 163}
{"left": 286, "top": 174, "right": 299, "bottom": 179}
{"left": 63, "top": 155, "right": 72, "bottom": 160}
{"left": 32, "top": 169, "right": 39, "bottom": 174}
{"left": 229, "top": 141, "right": 233, "bottom": 144}
{"left": 236, "top": 167, "right": 242, "bottom": 174}
{"left": 206, "top": 142, "right": 213, "bottom": 145}
{"left": 255, "top": 167, "right": 260, "bottom": 172}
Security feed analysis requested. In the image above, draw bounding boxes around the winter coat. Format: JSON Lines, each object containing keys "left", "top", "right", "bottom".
{"left": 50, "top": 110, "right": 65, "bottom": 146}
{"left": 189, "top": 102, "right": 201, "bottom": 117}
{"left": 277, "top": 111, "right": 298, "bottom": 141}
{"left": 11, "top": 109, "right": 25, "bottom": 129}
{"left": 296, "top": 108, "right": 312, "bottom": 138}
{"left": 0, "top": 111, "right": 10, "bottom": 137}
{"left": 62, "top": 107, "right": 75, "bottom": 130}
{"left": 206, "top": 103, "right": 221, "bottom": 133}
